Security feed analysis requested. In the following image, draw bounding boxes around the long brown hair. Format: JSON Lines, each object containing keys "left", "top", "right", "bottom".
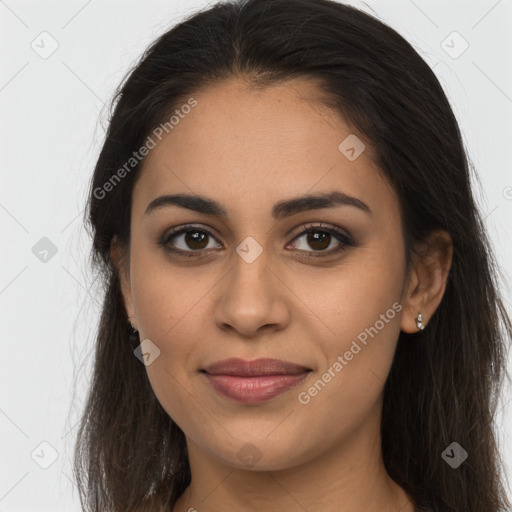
{"left": 73, "top": 1, "right": 512, "bottom": 510}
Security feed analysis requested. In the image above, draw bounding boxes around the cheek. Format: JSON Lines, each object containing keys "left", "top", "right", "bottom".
{"left": 129, "top": 242, "right": 210, "bottom": 341}
{"left": 129, "top": 253, "right": 213, "bottom": 431}
{"left": 306, "top": 251, "right": 404, "bottom": 415}
{"left": 294, "top": 303, "right": 403, "bottom": 446}
{"left": 303, "top": 238, "right": 405, "bottom": 348}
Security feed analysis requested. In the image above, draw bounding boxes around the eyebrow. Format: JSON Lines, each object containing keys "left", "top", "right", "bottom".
{"left": 144, "top": 191, "right": 372, "bottom": 219}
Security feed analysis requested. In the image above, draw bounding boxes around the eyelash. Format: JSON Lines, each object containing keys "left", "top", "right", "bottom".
{"left": 157, "top": 222, "right": 355, "bottom": 259}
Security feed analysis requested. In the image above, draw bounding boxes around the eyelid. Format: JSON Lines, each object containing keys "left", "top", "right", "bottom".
{"left": 289, "top": 222, "right": 353, "bottom": 243}
{"left": 162, "top": 223, "right": 221, "bottom": 239}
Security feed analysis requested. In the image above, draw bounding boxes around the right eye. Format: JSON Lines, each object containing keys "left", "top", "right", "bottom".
{"left": 158, "top": 224, "right": 223, "bottom": 257}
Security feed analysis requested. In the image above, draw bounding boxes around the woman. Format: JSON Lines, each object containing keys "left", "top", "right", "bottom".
{"left": 73, "top": 0, "right": 512, "bottom": 511}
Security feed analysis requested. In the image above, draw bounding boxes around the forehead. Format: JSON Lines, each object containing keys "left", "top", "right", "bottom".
{"left": 132, "top": 77, "right": 395, "bottom": 221}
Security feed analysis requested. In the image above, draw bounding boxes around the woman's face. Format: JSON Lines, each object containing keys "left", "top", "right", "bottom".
{"left": 118, "top": 77, "right": 414, "bottom": 470}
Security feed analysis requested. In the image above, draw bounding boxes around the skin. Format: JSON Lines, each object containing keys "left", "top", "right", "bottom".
{"left": 111, "top": 77, "right": 453, "bottom": 512}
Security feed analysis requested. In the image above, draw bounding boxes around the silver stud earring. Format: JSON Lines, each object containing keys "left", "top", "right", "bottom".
{"left": 416, "top": 313, "right": 425, "bottom": 331}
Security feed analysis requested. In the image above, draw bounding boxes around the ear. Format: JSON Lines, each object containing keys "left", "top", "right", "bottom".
{"left": 110, "top": 236, "right": 137, "bottom": 331}
{"left": 400, "top": 229, "right": 453, "bottom": 333}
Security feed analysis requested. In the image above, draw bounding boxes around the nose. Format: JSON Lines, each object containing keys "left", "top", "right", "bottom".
{"left": 212, "top": 248, "right": 291, "bottom": 338}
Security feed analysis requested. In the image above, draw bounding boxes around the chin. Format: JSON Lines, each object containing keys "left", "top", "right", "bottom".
{"left": 200, "top": 432, "right": 315, "bottom": 472}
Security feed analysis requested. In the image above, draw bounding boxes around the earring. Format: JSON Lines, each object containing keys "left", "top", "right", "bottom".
{"left": 416, "top": 313, "right": 425, "bottom": 331}
{"left": 128, "top": 319, "right": 139, "bottom": 344}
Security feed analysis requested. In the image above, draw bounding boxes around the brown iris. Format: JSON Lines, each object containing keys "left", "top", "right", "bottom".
{"left": 185, "top": 230, "right": 209, "bottom": 250}
{"left": 306, "top": 231, "right": 331, "bottom": 250}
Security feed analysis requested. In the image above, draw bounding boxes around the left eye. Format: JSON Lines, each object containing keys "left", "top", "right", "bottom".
{"left": 289, "top": 228, "right": 347, "bottom": 253}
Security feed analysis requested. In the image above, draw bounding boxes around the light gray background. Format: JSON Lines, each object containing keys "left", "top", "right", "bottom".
{"left": 1, "top": 0, "right": 511, "bottom": 510}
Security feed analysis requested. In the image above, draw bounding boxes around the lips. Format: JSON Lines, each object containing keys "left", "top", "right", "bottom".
{"left": 202, "top": 357, "right": 311, "bottom": 376}
{"left": 201, "top": 358, "right": 312, "bottom": 404}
